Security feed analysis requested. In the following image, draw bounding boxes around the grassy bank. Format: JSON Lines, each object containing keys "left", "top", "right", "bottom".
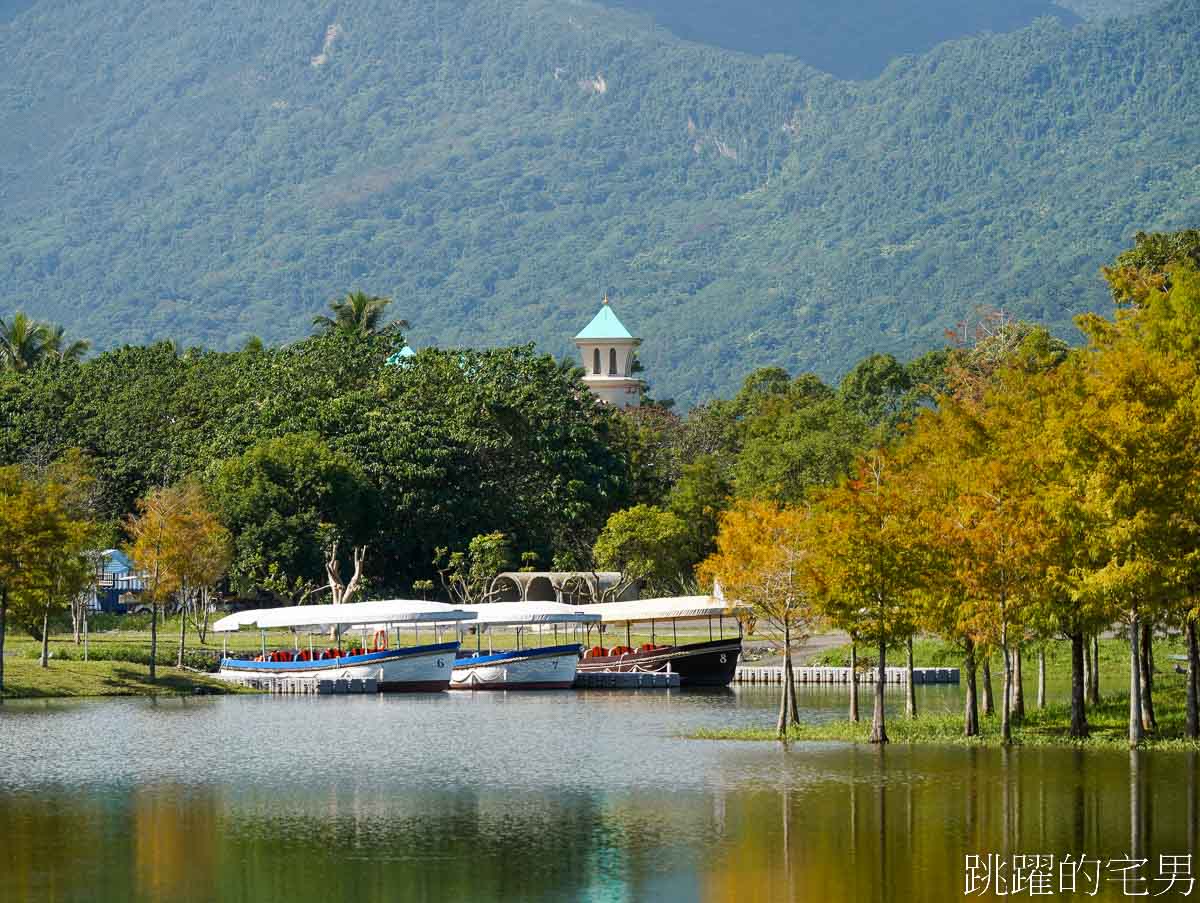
{"left": 0, "top": 656, "right": 237, "bottom": 699}
{"left": 0, "top": 615, "right": 255, "bottom": 699}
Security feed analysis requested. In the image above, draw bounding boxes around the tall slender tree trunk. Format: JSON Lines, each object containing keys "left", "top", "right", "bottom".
{"left": 785, "top": 648, "right": 799, "bottom": 727}
{"left": 982, "top": 656, "right": 995, "bottom": 717}
{"left": 1000, "top": 627, "right": 1012, "bottom": 746}
{"left": 1083, "top": 637, "right": 1092, "bottom": 702}
{"left": 177, "top": 593, "right": 187, "bottom": 669}
{"left": 1089, "top": 634, "right": 1100, "bottom": 706}
{"left": 1187, "top": 620, "right": 1199, "bottom": 741}
{"left": 1129, "top": 616, "right": 1144, "bottom": 747}
{"left": 1139, "top": 622, "right": 1157, "bottom": 732}
{"left": 869, "top": 636, "right": 888, "bottom": 744}
{"left": 1037, "top": 646, "right": 1047, "bottom": 710}
{"left": 776, "top": 624, "right": 791, "bottom": 739}
{"left": 964, "top": 638, "right": 980, "bottom": 737}
{"left": 149, "top": 600, "right": 158, "bottom": 681}
{"left": 1011, "top": 644, "right": 1025, "bottom": 721}
{"left": 0, "top": 587, "right": 7, "bottom": 694}
{"left": 39, "top": 606, "right": 50, "bottom": 668}
{"left": 905, "top": 635, "right": 917, "bottom": 719}
{"left": 1069, "top": 632, "right": 1089, "bottom": 738}
{"left": 849, "top": 641, "right": 860, "bottom": 723}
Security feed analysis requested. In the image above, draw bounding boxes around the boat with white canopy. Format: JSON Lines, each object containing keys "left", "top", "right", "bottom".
{"left": 575, "top": 596, "right": 748, "bottom": 687}
{"left": 212, "top": 599, "right": 476, "bottom": 692}
{"left": 449, "top": 602, "right": 600, "bottom": 690}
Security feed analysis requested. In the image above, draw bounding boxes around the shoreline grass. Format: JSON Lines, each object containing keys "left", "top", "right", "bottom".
{"left": 693, "top": 680, "right": 1200, "bottom": 750}
{"left": 0, "top": 655, "right": 240, "bottom": 700}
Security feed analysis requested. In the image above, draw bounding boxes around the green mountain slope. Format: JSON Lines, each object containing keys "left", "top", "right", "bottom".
{"left": 1, "top": 0, "right": 1198, "bottom": 407}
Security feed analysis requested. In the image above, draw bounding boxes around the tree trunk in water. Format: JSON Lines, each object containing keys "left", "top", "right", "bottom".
{"left": 849, "top": 642, "right": 860, "bottom": 723}
{"left": 39, "top": 607, "right": 50, "bottom": 668}
{"left": 1011, "top": 644, "right": 1025, "bottom": 721}
{"left": 1089, "top": 635, "right": 1100, "bottom": 706}
{"left": 869, "top": 637, "right": 888, "bottom": 744}
{"left": 776, "top": 625, "right": 790, "bottom": 739}
{"left": 1187, "top": 620, "right": 1199, "bottom": 740}
{"left": 1000, "top": 632, "right": 1012, "bottom": 746}
{"left": 1037, "top": 647, "right": 1047, "bottom": 710}
{"left": 1069, "top": 632, "right": 1089, "bottom": 738}
{"left": 149, "top": 601, "right": 158, "bottom": 681}
{"left": 963, "top": 639, "right": 979, "bottom": 737}
{"left": 905, "top": 635, "right": 917, "bottom": 719}
{"left": 1128, "top": 616, "right": 1143, "bottom": 747}
{"left": 1139, "top": 622, "right": 1157, "bottom": 732}
{"left": 982, "top": 657, "right": 995, "bottom": 717}
{"left": 785, "top": 649, "right": 799, "bottom": 727}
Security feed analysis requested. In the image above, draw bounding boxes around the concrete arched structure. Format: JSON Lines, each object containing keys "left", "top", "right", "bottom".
{"left": 491, "top": 575, "right": 522, "bottom": 603}
{"left": 524, "top": 575, "right": 556, "bottom": 602}
{"left": 487, "top": 572, "right": 641, "bottom": 604}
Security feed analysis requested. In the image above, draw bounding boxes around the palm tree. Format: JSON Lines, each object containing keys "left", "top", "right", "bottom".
{"left": 42, "top": 324, "right": 90, "bottom": 362}
{"left": 312, "top": 291, "right": 408, "bottom": 337}
{"left": 0, "top": 312, "right": 51, "bottom": 371}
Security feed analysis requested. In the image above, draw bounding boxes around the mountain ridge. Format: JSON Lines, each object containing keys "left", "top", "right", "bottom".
{"left": 2, "top": 0, "right": 1198, "bottom": 406}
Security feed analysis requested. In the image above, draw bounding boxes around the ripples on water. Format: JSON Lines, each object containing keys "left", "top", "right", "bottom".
{"left": 0, "top": 686, "right": 1194, "bottom": 902}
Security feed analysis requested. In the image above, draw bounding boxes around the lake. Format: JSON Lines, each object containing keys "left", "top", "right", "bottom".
{"left": 0, "top": 685, "right": 1194, "bottom": 902}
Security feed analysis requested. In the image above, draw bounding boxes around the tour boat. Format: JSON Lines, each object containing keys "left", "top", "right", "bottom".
{"left": 212, "top": 599, "right": 476, "bottom": 692}
{"left": 449, "top": 602, "right": 599, "bottom": 690}
{"left": 574, "top": 597, "right": 747, "bottom": 687}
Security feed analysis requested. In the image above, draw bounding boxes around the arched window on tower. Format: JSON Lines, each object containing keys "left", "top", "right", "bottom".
{"left": 593, "top": 348, "right": 601, "bottom": 374}
{"left": 609, "top": 348, "right": 618, "bottom": 376}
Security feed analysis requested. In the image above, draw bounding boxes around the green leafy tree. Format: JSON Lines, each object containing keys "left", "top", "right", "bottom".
{"left": 593, "top": 504, "right": 689, "bottom": 597}
{"left": 209, "top": 434, "right": 378, "bottom": 603}
{"left": 666, "top": 454, "right": 731, "bottom": 572}
{"left": 0, "top": 313, "right": 50, "bottom": 372}
{"left": 312, "top": 291, "right": 407, "bottom": 337}
{"left": 734, "top": 374, "right": 867, "bottom": 504}
{"left": 435, "top": 532, "right": 513, "bottom": 605}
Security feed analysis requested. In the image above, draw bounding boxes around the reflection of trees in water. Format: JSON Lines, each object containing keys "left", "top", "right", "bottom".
{"left": 695, "top": 745, "right": 1200, "bottom": 903}
{"left": 0, "top": 784, "right": 220, "bottom": 902}
{"left": 5, "top": 748, "right": 1200, "bottom": 903}
{"left": 216, "top": 786, "right": 608, "bottom": 901}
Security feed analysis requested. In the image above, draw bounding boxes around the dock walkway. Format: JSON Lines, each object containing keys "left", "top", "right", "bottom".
{"left": 733, "top": 666, "right": 959, "bottom": 685}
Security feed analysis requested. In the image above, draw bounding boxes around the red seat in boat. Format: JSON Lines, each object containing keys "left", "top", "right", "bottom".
{"left": 584, "top": 646, "right": 607, "bottom": 658}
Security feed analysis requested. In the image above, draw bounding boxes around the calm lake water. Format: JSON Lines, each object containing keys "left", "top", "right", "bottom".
{"left": 0, "top": 685, "right": 1195, "bottom": 902}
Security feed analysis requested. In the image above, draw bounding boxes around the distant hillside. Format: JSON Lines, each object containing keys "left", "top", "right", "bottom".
{"left": 599, "top": 0, "right": 1080, "bottom": 80}
{"left": 1, "top": 0, "right": 1199, "bottom": 406}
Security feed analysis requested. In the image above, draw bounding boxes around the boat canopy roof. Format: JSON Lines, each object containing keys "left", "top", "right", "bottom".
{"left": 586, "top": 596, "right": 748, "bottom": 624}
{"left": 213, "top": 599, "right": 476, "bottom": 633}
{"left": 461, "top": 601, "right": 601, "bottom": 627}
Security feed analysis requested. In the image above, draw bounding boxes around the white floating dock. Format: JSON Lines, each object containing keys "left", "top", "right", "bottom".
{"left": 733, "top": 666, "right": 959, "bottom": 685}
{"left": 219, "top": 676, "right": 380, "bottom": 695}
{"left": 573, "top": 671, "right": 681, "bottom": 689}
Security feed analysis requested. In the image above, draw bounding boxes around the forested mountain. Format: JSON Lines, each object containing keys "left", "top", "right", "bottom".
{"left": 1, "top": 0, "right": 1198, "bottom": 406}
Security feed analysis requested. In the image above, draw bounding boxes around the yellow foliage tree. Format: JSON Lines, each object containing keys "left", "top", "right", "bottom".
{"left": 699, "top": 500, "right": 821, "bottom": 738}
{"left": 127, "top": 481, "right": 231, "bottom": 678}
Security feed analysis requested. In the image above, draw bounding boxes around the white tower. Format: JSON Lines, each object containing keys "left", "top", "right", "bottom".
{"left": 573, "top": 297, "right": 643, "bottom": 409}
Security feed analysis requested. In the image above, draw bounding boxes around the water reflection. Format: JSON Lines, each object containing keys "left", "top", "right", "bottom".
{"left": 0, "top": 694, "right": 1195, "bottom": 902}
